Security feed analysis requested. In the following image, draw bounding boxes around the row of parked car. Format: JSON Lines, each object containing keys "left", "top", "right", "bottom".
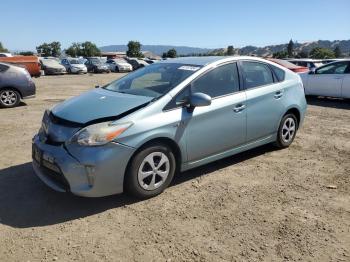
{"left": 0, "top": 55, "right": 158, "bottom": 77}
{"left": 39, "top": 56, "right": 156, "bottom": 75}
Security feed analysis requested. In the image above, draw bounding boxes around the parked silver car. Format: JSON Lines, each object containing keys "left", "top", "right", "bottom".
{"left": 40, "top": 58, "right": 66, "bottom": 75}
{"left": 61, "top": 58, "right": 87, "bottom": 74}
{"left": 106, "top": 59, "right": 132, "bottom": 72}
{"left": 0, "top": 62, "right": 36, "bottom": 108}
{"left": 32, "top": 56, "right": 307, "bottom": 199}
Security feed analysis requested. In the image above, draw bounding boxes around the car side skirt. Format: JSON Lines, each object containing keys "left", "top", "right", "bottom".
{"left": 181, "top": 134, "right": 276, "bottom": 172}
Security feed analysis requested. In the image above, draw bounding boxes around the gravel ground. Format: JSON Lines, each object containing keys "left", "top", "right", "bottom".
{"left": 0, "top": 73, "right": 349, "bottom": 262}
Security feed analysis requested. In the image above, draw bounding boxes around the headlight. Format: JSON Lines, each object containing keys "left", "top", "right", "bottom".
{"left": 70, "top": 122, "right": 132, "bottom": 146}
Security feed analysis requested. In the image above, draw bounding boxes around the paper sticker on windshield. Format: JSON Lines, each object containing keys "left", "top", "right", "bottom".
{"left": 178, "top": 66, "right": 200, "bottom": 71}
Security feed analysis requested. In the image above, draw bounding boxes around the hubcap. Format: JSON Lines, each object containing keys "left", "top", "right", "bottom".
{"left": 281, "top": 117, "right": 296, "bottom": 143}
{"left": 138, "top": 152, "right": 170, "bottom": 191}
{"left": 0, "top": 90, "right": 17, "bottom": 106}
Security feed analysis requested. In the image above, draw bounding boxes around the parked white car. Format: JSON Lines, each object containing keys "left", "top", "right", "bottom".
{"left": 106, "top": 59, "right": 133, "bottom": 72}
{"left": 0, "top": 53, "right": 13, "bottom": 57}
{"left": 300, "top": 60, "right": 350, "bottom": 98}
{"left": 61, "top": 58, "right": 87, "bottom": 74}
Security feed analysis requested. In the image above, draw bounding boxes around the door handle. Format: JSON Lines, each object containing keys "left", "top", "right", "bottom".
{"left": 233, "top": 104, "right": 246, "bottom": 113}
{"left": 333, "top": 76, "right": 343, "bottom": 79}
{"left": 274, "top": 90, "right": 284, "bottom": 99}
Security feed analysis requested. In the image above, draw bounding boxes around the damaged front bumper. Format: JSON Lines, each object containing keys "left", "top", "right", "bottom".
{"left": 32, "top": 134, "right": 135, "bottom": 197}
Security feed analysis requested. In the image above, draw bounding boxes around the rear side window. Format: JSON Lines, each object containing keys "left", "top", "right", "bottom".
{"left": 191, "top": 63, "right": 240, "bottom": 98}
{"left": 241, "top": 61, "right": 274, "bottom": 89}
{"left": 270, "top": 65, "right": 285, "bottom": 82}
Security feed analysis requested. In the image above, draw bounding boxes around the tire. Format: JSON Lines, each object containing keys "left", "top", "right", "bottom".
{"left": 115, "top": 67, "right": 119, "bottom": 73}
{"left": 274, "top": 113, "right": 298, "bottom": 148}
{"left": 125, "top": 143, "right": 176, "bottom": 199}
{"left": 0, "top": 89, "right": 21, "bottom": 108}
{"left": 68, "top": 68, "right": 71, "bottom": 74}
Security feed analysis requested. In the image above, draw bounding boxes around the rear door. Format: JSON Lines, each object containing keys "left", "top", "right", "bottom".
{"left": 239, "top": 61, "right": 286, "bottom": 142}
{"left": 306, "top": 62, "right": 348, "bottom": 97}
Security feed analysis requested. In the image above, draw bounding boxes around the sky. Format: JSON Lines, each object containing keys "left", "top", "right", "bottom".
{"left": 1, "top": 0, "right": 350, "bottom": 51}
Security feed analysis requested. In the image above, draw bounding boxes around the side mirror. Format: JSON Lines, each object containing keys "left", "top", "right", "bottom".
{"left": 189, "top": 92, "right": 211, "bottom": 107}
{"left": 309, "top": 68, "right": 316, "bottom": 74}
{"left": 95, "top": 85, "right": 100, "bottom": 88}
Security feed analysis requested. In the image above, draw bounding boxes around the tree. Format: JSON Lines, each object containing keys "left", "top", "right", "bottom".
{"left": 309, "top": 47, "right": 335, "bottom": 59}
{"left": 80, "top": 41, "right": 101, "bottom": 57}
{"left": 287, "top": 39, "right": 294, "bottom": 57}
{"left": 334, "top": 46, "right": 341, "bottom": 58}
{"left": 272, "top": 50, "right": 288, "bottom": 59}
{"left": 36, "top": 42, "right": 51, "bottom": 56}
{"left": 36, "top": 41, "right": 61, "bottom": 57}
{"left": 65, "top": 42, "right": 81, "bottom": 57}
{"left": 227, "top": 45, "right": 234, "bottom": 55}
{"left": 167, "top": 48, "right": 177, "bottom": 58}
{"left": 0, "top": 42, "right": 9, "bottom": 52}
{"left": 295, "top": 51, "right": 308, "bottom": 58}
{"left": 126, "top": 41, "right": 143, "bottom": 57}
{"left": 50, "top": 41, "right": 61, "bottom": 57}
{"left": 162, "top": 52, "right": 167, "bottom": 59}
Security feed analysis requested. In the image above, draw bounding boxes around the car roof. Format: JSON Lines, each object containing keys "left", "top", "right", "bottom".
{"left": 159, "top": 56, "right": 227, "bottom": 66}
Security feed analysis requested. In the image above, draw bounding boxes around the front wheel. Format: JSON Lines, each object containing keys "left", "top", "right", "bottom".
{"left": 0, "top": 89, "right": 21, "bottom": 108}
{"left": 125, "top": 143, "right": 176, "bottom": 199}
{"left": 274, "top": 113, "right": 298, "bottom": 148}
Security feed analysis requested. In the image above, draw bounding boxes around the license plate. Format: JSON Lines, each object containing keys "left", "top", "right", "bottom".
{"left": 32, "top": 144, "right": 42, "bottom": 164}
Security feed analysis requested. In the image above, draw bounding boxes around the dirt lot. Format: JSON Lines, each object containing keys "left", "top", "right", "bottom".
{"left": 0, "top": 73, "right": 349, "bottom": 262}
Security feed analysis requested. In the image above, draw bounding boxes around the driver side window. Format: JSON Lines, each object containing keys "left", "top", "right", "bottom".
{"left": 316, "top": 62, "right": 348, "bottom": 74}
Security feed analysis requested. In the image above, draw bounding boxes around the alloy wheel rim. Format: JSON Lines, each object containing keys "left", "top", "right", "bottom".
{"left": 0, "top": 91, "right": 17, "bottom": 106}
{"left": 281, "top": 117, "right": 296, "bottom": 143}
{"left": 138, "top": 152, "right": 170, "bottom": 191}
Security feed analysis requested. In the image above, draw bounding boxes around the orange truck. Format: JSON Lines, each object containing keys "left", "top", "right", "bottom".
{"left": 0, "top": 56, "right": 41, "bottom": 77}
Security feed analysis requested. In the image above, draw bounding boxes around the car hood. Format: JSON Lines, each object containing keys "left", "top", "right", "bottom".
{"left": 51, "top": 88, "right": 153, "bottom": 124}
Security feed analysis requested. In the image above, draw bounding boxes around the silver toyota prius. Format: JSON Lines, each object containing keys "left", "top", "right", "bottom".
{"left": 32, "top": 56, "right": 307, "bottom": 198}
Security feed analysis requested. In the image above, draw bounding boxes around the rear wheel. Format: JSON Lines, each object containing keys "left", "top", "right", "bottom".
{"left": 125, "top": 143, "right": 176, "bottom": 199}
{"left": 275, "top": 113, "right": 298, "bottom": 148}
{"left": 0, "top": 89, "right": 20, "bottom": 108}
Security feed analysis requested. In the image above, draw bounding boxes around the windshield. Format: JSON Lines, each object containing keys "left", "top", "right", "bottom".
{"left": 69, "top": 59, "right": 80, "bottom": 64}
{"left": 103, "top": 63, "right": 202, "bottom": 98}
{"left": 115, "top": 59, "right": 126, "bottom": 63}
{"left": 90, "top": 58, "right": 102, "bottom": 65}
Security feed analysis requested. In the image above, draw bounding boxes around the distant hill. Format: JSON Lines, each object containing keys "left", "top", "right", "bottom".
{"left": 99, "top": 45, "right": 213, "bottom": 56}
{"left": 100, "top": 40, "right": 350, "bottom": 57}
{"left": 237, "top": 40, "right": 350, "bottom": 57}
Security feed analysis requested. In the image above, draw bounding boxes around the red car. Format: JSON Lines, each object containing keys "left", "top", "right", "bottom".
{"left": 266, "top": 58, "right": 309, "bottom": 73}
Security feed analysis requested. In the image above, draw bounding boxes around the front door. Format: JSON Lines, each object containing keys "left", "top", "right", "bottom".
{"left": 183, "top": 62, "right": 247, "bottom": 162}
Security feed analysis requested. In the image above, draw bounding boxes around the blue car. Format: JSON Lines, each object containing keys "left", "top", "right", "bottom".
{"left": 32, "top": 56, "right": 307, "bottom": 198}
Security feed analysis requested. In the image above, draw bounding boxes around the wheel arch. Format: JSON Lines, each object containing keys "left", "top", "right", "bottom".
{"left": 0, "top": 86, "right": 23, "bottom": 98}
{"left": 123, "top": 137, "right": 182, "bottom": 188}
{"left": 284, "top": 107, "right": 301, "bottom": 126}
